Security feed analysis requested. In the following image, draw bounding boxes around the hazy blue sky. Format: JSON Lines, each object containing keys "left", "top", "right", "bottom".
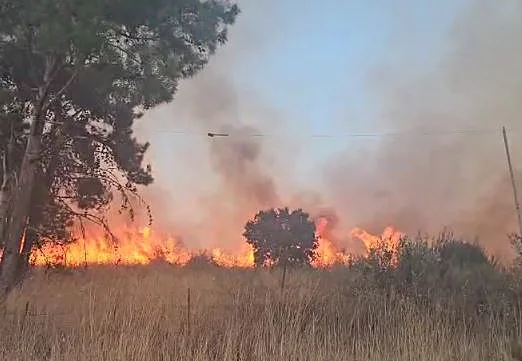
{"left": 136, "top": 0, "right": 519, "bottom": 247}
{"left": 234, "top": 1, "right": 458, "bottom": 128}
{"left": 141, "top": 0, "right": 467, "bottom": 191}
{"left": 227, "top": 0, "right": 467, "bottom": 170}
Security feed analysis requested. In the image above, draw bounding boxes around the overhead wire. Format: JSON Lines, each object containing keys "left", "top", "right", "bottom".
{"left": 136, "top": 127, "right": 522, "bottom": 139}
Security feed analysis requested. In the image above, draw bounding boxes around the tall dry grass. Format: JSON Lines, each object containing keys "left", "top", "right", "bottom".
{"left": 1, "top": 254, "right": 522, "bottom": 361}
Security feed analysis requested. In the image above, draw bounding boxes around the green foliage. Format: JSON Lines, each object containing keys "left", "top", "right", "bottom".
{"left": 243, "top": 207, "right": 318, "bottom": 268}
{"left": 351, "top": 235, "right": 517, "bottom": 322}
{"left": 0, "top": 0, "right": 239, "bottom": 247}
{"left": 0, "top": 0, "right": 239, "bottom": 108}
{"left": 436, "top": 238, "right": 491, "bottom": 269}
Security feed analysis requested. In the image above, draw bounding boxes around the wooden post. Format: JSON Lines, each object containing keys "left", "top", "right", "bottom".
{"left": 83, "top": 236, "right": 87, "bottom": 268}
{"left": 186, "top": 287, "right": 191, "bottom": 337}
{"left": 502, "top": 126, "right": 522, "bottom": 236}
{"left": 280, "top": 259, "right": 287, "bottom": 295}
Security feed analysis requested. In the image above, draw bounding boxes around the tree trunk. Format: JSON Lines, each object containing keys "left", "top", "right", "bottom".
{"left": 0, "top": 189, "right": 9, "bottom": 277}
{"left": 17, "top": 167, "right": 48, "bottom": 281}
{"left": 0, "top": 126, "right": 42, "bottom": 295}
{"left": 0, "top": 187, "right": 10, "bottom": 248}
{"left": 0, "top": 54, "right": 68, "bottom": 294}
{"left": 17, "top": 221, "right": 37, "bottom": 283}
{"left": 0, "top": 129, "right": 15, "bottom": 249}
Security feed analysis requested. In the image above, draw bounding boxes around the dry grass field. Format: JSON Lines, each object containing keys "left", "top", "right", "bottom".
{"left": 2, "top": 242, "right": 522, "bottom": 361}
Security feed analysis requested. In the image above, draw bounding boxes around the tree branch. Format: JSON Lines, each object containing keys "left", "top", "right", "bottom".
{"left": 107, "top": 41, "right": 142, "bottom": 66}
{"left": 116, "top": 29, "right": 159, "bottom": 42}
{"left": 45, "top": 67, "right": 80, "bottom": 110}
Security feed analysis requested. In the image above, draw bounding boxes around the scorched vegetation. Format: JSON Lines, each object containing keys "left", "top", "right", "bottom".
{"left": 2, "top": 237, "right": 522, "bottom": 361}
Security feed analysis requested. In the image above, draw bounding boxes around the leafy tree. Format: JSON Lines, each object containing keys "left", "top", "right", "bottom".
{"left": 0, "top": 0, "right": 239, "bottom": 293}
{"left": 18, "top": 100, "right": 150, "bottom": 272}
{"left": 243, "top": 207, "right": 318, "bottom": 268}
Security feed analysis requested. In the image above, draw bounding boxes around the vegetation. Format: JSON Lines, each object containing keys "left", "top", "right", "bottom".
{"left": 1, "top": 236, "right": 521, "bottom": 361}
{"left": 2, "top": 1, "right": 522, "bottom": 360}
{"left": 0, "top": 0, "right": 239, "bottom": 293}
{"left": 243, "top": 208, "right": 318, "bottom": 268}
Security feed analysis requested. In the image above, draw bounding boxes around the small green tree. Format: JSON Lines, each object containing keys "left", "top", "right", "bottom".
{"left": 243, "top": 207, "right": 317, "bottom": 268}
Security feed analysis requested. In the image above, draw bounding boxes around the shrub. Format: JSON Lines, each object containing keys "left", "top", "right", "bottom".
{"left": 352, "top": 234, "right": 519, "bottom": 320}
{"left": 184, "top": 252, "right": 217, "bottom": 269}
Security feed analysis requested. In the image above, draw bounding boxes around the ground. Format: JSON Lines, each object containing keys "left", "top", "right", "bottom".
{"left": 0, "top": 263, "right": 520, "bottom": 361}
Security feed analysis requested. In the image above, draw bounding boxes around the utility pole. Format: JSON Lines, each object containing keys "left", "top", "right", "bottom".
{"left": 502, "top": 126, "right": 522, "bottom": 236}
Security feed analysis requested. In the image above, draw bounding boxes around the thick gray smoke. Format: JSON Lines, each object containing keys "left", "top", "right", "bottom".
{"left": 136, "top": 59, "right": 289, "bottom": 249}
{"left": 137, "top": 0, "right": 522, "bottom": 259}
{"left": 174, "top": 74, "right": 283, "bottom": 248}
{"left": 322, "top": 0, "right": 522, "bottom": 259}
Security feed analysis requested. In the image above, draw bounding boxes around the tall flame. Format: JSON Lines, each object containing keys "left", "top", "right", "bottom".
{"left": 27, "top": 218, "right": 404, "bottom": 268}
{"left": 351, "top": 226, "right": 404, "bottom": 264}
{"left": 312, "top": 217, "right": 352, "bottom": 267}
{"left": 31, "top": 226, "right": 192, "bottom": 267}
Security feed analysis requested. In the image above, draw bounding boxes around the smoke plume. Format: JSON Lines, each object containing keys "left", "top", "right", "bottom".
{"left": 136, "top": 0, "right": 522, "bottom": 260}
{"left": 323, "top": 0, "right": 522, "bottom": 259}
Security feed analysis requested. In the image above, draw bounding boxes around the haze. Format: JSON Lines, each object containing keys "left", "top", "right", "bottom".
{"left": 134, "top": 0, "right": 522, "bottom": 260}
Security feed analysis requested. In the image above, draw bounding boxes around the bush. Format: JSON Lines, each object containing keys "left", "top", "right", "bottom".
{"left": 351, "top": 234, "right": 520, "bottom": 321}
{"left": 184, "top": 252, "right": 217, "bottom": 269}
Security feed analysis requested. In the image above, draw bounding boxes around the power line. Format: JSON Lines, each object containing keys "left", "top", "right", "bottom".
{"left": 136, "top": 128, "right": 522, "bottom": 139}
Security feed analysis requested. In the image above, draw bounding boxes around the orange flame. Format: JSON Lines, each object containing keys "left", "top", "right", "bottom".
{"left": 26, "top": 219, "right": 404, "bottom": 269}
{"left": 312, "top": 217, "right": 352, "bottom": 267}
{"left": 210, "top": 246, "right": 255, "bottom": 268}
{"left": 31, "top": 226, "right": 192, "bottom": 267}
{"left": 351, "top": 226, "right": 405, "bottom": 264}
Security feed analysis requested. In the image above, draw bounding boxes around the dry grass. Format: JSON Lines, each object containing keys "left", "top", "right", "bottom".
{"left": 0, "top": 263, "right": 521, "bottom": 361}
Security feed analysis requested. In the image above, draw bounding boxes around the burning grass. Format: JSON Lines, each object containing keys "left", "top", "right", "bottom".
{"left": 26, "top": 220, "right": 404, "bottom": 269}
{"left": 2, "top": 239, "right": 522, "bottom": 361}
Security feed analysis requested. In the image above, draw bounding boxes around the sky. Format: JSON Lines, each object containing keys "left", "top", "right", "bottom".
{"left": 229, "top": 0, "right": 466, "bottom": 178}
{"left": 141, "top": 0, "right": 466, "bottom": 190}
{"left": 134, "top": 0, "right": 522, "bottom": 258}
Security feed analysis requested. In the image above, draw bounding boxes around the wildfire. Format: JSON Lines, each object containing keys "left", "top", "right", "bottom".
{"left": 351, "top": 226, "right": 404, "bottom": 253}
{"left": 31, "top": 227, "right": 193, "bottom": 267}
{"left": 210, "top": 247, "right": 255, "bottom": 268}
{"left": 28, "top": 218, "right": 404, "bottom": 269}
{"left": 312, "top": 217, "right": 352, "bottom": 267}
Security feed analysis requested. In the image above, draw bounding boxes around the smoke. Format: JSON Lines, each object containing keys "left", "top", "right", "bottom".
{"left": 175, "top": 73, "right": 284, "bottom": 249}
{"left": 177, "top": 74, "right": 279, "bottom": 209}
{"left": 135, "top": 0, "right": 522, "bottom": 260}
{"left": 323, "top": 0, "right": 522, "bottom": 259}
{"left": 135, "top": 18, "right": 290, "bottom": 249}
